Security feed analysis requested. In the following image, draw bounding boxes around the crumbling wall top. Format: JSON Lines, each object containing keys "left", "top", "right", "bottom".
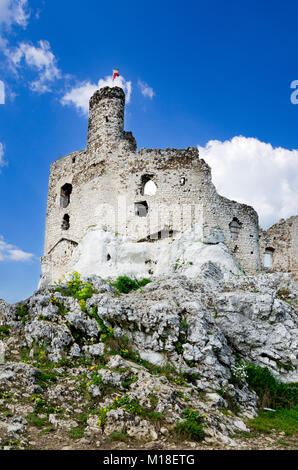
{"left": 89, "top": 86, "right": 125, "bottom": 109}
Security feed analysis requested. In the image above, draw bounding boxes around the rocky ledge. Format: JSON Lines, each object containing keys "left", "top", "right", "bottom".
{"left": 0, "top": 270, "right": 297, "bottom": 450}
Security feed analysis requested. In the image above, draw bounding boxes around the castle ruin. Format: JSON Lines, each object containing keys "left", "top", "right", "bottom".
{"left": 260, "top": 215, "right": 298, "bottom": 280}
{"left": 40, "top": 86, "right": 297, "bottom": 284}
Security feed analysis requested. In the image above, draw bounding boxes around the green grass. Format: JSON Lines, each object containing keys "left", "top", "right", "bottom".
{"left": 146, "top": 411, "right": 164, "bottom": 422}
{"left": 69, "top": 426, "right": 85, "bottom": 439}
{"left": 26, "top": 413, "right": 49, "bottom": 428}
{"left": 68, "top": 413, "right": 89, "bottom": 439}
{"left": 245, "top": 364, "right": 298, "bottom": 409}
{"left": 244, "top": 365, "right": 298, "bottom": 438}
{"left": 109, "top": 431, "right": 130, "bottom": 442}
{"left": 248, "top": 406, "right": 298, "bottom": 436}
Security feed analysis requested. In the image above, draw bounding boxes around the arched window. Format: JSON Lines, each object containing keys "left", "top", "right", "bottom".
{"left": 60, "top": 183, "right": 72, "bottom": 208}
{"left": 229, "top": 217, "right": 242, "bottom": 240}
{"left": 61, "top": 214, "right": 70, "bottom": 230}
{"left": 141, "top": 174, "right": 156, "bottom": 196}
{"left": 264, "top": 247, "right": 275, "bottom": 268}
{"left": 143, "top": 180, "right": 157, "bottom": 196}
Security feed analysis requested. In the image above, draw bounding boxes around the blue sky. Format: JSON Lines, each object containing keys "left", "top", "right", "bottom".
{"left": 0, "top": 0, "right": 298, "bottom": 303}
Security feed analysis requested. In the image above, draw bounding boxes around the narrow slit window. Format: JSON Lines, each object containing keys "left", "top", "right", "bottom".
{"left": 229, "top": 217, "right": 242, "bottom": 240}
{"left": 61, "top": 214, "right": 70, "bottom": 230}
{"left": 60, "top": 183, "right": 72, "bottom": 208}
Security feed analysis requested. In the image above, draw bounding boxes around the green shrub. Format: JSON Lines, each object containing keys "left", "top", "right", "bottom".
{"left": 35, "top": 370, "right": 57, "bottom": 389}
{"left": 112, "top": 276, "right": 151, "bottom": 294}
{"left": 116, "top": 395, "right": 142, "bottom": 415}
{"left": 149, "top": 393, "right": 158, "bottom": 409}
{"left": 175, "top": 342, "right": 184, "bottom": 354}
{"left": 54, "top": 271, "right": 96, "bottom": 300}
{"left": 175, "top": 409, "right": 204, "bottom": 441}
{"left": 16, "top": 304, "right": 30, "bottom": 324}
{"left": 245, "top": 364, "right": 298, "bottom": 409}
{"left": 181, "top": 371, "right": 199, "bottom": 384}
{"left": 121, "top": 375, "right": 138, "bottom": 389}
{"left": 0, "top": 325, "right": 10, "bottom": 339}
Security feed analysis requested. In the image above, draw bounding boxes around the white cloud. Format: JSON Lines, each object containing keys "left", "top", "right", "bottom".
{"left": 0, "top": 0, "right": 29, "bottom": 52}
{"left": 61, "top": 74, "right": 132, "bottom": 115}
{"left": 97, "top": 75, "right": 132, "bottom": 103}
{"left": 61, "top": 81, "right": 98, "bottom": 114}
{"left": 0, "top": 235, "right": 34, "bottom": 261}
{"left": 0, "top": 3, "right": 62, "bottom": 95}
{"left": 0, "top": 2, "right": 61, "bottom": 94}
{"left": 198, "top": 136, "right": 298, "bottom": 229}
{"left": 138, "top": 79, "right": 154, "bottom": 99}
{"left": 7, "top": 40, "right": 61, "bottom": 92}
{"left": 0, "top": 0, "right": 29, "bottom": 29}
{"left": 0, "top": 80, "right": 4, "bottom": 103}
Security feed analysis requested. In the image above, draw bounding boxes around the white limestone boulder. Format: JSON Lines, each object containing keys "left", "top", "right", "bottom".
{"left": 67, "top": 224, "right": 242, "bottom": 281}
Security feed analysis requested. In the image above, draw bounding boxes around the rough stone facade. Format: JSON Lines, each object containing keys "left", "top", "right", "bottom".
{"left": 260, "top": 215, "right": 298, "bottom": 281}
{"left": 41, "top": 86, "right": 261, "bottom": 284}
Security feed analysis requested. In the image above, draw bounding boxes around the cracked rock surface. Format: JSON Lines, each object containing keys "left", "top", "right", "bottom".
{"left": 0, "top": 270, "right": 297, "bottom": 450}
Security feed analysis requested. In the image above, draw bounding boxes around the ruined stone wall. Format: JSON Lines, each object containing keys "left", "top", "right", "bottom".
{"left": 259, "top": 215, "right": 298, "bottom": 280}
{"left": 41, "top": 86, "right": 261, "bottom": 284}
{"left": 202, "top": 191, "right": 260, "bottom": 274}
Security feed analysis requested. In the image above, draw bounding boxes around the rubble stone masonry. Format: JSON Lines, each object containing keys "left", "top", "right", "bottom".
{"left": 260, "top": 216, "right": 298, "bottom": 281}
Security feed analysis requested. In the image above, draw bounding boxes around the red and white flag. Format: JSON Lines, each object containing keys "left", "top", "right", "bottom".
{"left": 113, "top": 68, "right": 119, "bottom": 80}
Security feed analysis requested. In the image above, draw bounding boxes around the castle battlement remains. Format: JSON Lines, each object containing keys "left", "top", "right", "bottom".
{"left": 40, "top": 86, "right": 297, "bottom": 285}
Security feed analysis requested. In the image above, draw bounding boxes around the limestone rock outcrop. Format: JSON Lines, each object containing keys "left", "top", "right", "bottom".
{"left": 0, "top": 262, "right": 297, "bottom": 449}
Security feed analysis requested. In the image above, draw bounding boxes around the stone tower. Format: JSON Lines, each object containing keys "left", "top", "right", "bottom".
{"left": 40, "top": 86, "right": 263, "bottom": 285}
{"left": 87, "top": 87, "right": 136, "bottom": 152}
{"left": 87, "top": 87, "right": 125, "bottom": 150}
